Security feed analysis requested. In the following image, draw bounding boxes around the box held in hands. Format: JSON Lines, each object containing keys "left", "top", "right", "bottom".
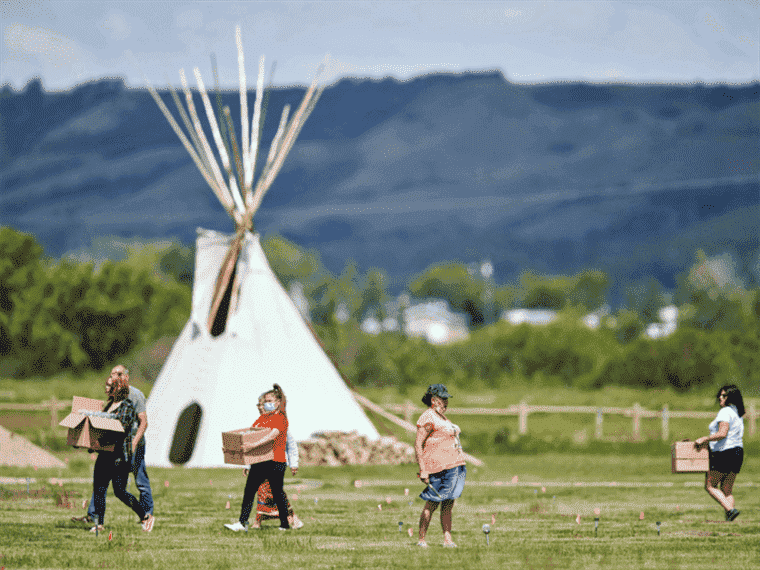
{"left": 671, "top": 440, "right": 709, "bottom": 473}
{"left": 59, "top": 396, "right": 124, "bottom": 452}
{"left": 222, "top": 427, "right": 275, "bottom": 465}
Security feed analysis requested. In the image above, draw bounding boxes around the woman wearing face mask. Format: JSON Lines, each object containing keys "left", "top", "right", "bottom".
{"left": 695, "top": 384, "right": 745, "bottom": 521}
{"left": 415, "top": 384, "right": 466, "bottom": 548}
{"left": 224, "top": 384, "right": 292, "bottom": 531}
{"left": 249, "top": 394, "right": 304, "bottom": 529}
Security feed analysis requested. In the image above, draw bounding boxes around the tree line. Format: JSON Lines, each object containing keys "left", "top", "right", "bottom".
{"left": 1, "top": 226, "right": 758, "bottom": 393}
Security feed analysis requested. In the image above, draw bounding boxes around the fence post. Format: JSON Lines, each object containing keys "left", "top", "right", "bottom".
{"left": 749, "top": 402, "right": 756, "bottom": 437}
{"left": 661, "top": 405, "right": 669, "bottom": 441}
{"left": 518, "top": 402, "right": 528, "bottom": 435}
{"left": 632, "top": 403, "right": 642, "bottom": 441}
{"left": 49, "top": 396, "right": 59, "bottom": 430}
{"left": 402, "top": 401, "right": 415, "bottom": 424}
{"left": 595, "top": 409, "right": 603, "bottom": 440}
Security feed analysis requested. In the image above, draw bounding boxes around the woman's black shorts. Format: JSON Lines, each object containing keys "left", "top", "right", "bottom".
{"left": 709, "top": 447, "right": 743, "bottom": 474}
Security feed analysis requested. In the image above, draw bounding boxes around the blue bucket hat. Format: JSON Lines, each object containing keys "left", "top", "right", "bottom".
{"left": 422, "top": 383, "right": 452, "bottom": 406}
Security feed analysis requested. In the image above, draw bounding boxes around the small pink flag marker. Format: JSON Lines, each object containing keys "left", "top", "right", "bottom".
{"left": 386, "top": 497, "right": 392, "bottom": 504}
{"left": 594, "top": 508, "right": 601, "bottom": 516}
{"left": 404, "top": 488, "right": 409, "bottom": 496}
{"left": 511, "top": 475, "right": 519, "bottom": 484}
{"left": 491, "top": 514, "right": 496, "bottom": 525}
{"left": 108, "top": 531, "right": 113, "bottom": 541}
{"left": 209, "top": 479, "right": 213, "bottom": 486}
{"left": 378, "top": 504, "right": 382, "bottom": 511}
{"left": 354, "top": 480, "right": 362, "bottom": 488}
{"left": 293, "top": 494, "right": 299, "bottom": 501}
{"left": 164, "top": 480, "right": 169, "bottom": 488}
{"left": 408, "top": 527, "right": 413, "bottom": 538}
{"left": 225, "top": 501, "right": 230, "bottom": 509}
{"left": 639, "top": 511, "right": 645, "bottom": 520}
{"left": 541, "top": 486, "right": 546, "bottom": 493}
{"left": 576, "top": 514, "right": 581, "bottom": 524}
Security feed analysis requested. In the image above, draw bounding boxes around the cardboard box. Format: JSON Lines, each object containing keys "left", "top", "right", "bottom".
{"left": 59, "top": 396, "right": 124, "bottom": 452}
{"left": 671, "top": 440, "right": 709, "bottom": 473}
{"left": 222, "top": 427, "right": 275, "bottom": 465}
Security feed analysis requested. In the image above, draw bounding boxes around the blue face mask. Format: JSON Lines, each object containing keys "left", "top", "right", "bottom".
{"left": 263, "top": 401, "right": 277, "bottom": 412}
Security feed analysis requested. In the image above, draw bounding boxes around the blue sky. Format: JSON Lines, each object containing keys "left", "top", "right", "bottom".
{"left": 2, "top": 1, "right": 758, "bottom": 91}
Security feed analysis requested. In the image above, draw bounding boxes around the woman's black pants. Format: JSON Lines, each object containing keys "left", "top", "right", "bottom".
{"left": 239, "top": 460, "right": 290, "bottom": 528}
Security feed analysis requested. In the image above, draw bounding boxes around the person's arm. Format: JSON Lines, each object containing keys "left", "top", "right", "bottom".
{"left": 132, "top": 412, "right": 147, "bottom": 454}
{"left": 415, "top": 423, "right": 433, "bottom": 484}
{"left": 286, "top": 431, "right": 299, "bottom": 475}
{"left": 696, "top": 422, "right": 729, "bottom": 446}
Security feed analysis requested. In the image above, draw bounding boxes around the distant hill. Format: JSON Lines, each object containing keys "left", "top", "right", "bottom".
{"left": 1, "top": 74, "right": 758, "bottom": 300}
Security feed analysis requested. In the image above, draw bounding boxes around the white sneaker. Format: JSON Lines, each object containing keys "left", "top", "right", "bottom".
{"left": 291, "top": 517, "right": 304, "bottom": 530}
{"left": 141, "top": 514, "right": 155, "bottom": 532}
{"left": 224, "top": 522, "right": 246, "bottom": 532}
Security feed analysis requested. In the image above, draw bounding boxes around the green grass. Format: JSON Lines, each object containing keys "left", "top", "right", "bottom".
{"left": 0, "top": 453, "right": 757, "bottom": 569}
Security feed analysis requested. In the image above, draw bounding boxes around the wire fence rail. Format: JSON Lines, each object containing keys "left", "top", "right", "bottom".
{"left": 381, "top": 401, "right": 759, "bottom": 442}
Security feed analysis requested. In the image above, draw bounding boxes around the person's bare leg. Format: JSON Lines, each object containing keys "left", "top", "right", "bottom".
{"left": 719, "top": 472, "right": 737, "bottom": 512}
{"left": 704, "top": 471, "right": 731, "bottom": 512}
{"left": 440, "top": 499, "right": 455, "bottom": 545}
{"left": 418, "top": 501, "right": 439, "bottom": 544}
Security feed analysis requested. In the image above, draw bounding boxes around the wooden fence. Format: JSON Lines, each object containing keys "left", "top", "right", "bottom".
{"left": 1, "top": 397, "right": 757, "bottom": 443}
{"left": 0, "top": 398, "right": 70, "bottom": 431}
{"left": 382, "top": 401, "right": 758, "bottom": 442}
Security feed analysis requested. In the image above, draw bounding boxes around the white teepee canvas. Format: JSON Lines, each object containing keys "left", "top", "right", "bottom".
{"left": 143, "top": 28, "right": 379, "bottom": 467}
{"left": 145, "top": 229, "right": 379, "bottom": 467}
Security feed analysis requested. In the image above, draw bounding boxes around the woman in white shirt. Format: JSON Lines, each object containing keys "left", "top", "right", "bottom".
{"left": 695, "top": 384, "right": 745, "bottom": 522}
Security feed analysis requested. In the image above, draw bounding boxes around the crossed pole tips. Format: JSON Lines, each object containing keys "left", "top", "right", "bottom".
{"left": 140, "top": 25, "right": 328, "bottom": 235}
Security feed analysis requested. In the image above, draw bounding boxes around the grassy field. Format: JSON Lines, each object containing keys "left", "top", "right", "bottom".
{"left": 1, "top": 453, "right": 758, "bottom": 569}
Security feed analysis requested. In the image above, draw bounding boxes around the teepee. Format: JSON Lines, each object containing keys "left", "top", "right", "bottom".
{"left": 144, "top": 28, "right": 379, "bottom": 468}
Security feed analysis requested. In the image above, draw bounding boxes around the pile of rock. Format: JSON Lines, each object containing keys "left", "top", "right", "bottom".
{"left": 298, "top": 431, "right": 415, "bottom": 466}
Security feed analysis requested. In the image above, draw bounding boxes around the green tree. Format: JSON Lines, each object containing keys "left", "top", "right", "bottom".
{"left": 359, "top": 268, "right": 389, "bottom": 321}
{"left": 409, "top": 262, "right": 486, "bottom": 327}
{"left": 262, "top": 235, "right": 323, "bottom": 290}
{"left": 626, "top": 277, "right": 666, "bottom": 323}
{"left": 159, "top": 242, "right": 194, "bottom": 285}
{"left": 676, "top": 250, "right": 751, "bottom": 331}
{"left": 518, "top": 272, "right": 570, "bottom": 310}
{"left": 568, "top": 270, "right": 609, "bottom": 311}
{"left": 0, "top": 227, "right": 44, "bottom": 356}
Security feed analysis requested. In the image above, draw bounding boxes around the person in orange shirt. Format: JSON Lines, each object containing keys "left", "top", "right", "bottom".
{"left": 224, "top": 384, "right": 291, "bottom": 531}
{"left": 249, "top": 394, "right": 304, "bottom": 530}
{"left": 415, "top": 384, "right": 466, "bottom": 548}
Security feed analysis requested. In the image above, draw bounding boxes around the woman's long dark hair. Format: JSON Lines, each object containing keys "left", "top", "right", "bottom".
{"left": 103, "top": 376, "right": 129, "bottom": 411}
{"left": 717, "top": 384, "right": 745, "bottom": 417}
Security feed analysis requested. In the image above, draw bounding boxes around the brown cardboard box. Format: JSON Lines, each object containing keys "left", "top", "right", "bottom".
{"left": 222, "top": 427, "right": 275, "bottom": 465}
{"left": 671, "top": 440, "right": 709, "bottom": 473}
{"left": 59, "top": 396, "right": 124, "bottom": 452}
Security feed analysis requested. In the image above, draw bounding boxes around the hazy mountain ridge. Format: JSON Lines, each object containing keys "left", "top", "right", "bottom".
{"left": 1, "top": 74, "right": 758, "bottom": 298}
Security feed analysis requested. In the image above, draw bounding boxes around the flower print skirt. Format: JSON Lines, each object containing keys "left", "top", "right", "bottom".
{"left": 419, "top": 465, "right": 466, "bottom": 502}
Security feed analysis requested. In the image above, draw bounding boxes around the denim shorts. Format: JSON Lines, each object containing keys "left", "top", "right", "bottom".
{"left": 420, "top": 465, "right": 466, "bottom": 502}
